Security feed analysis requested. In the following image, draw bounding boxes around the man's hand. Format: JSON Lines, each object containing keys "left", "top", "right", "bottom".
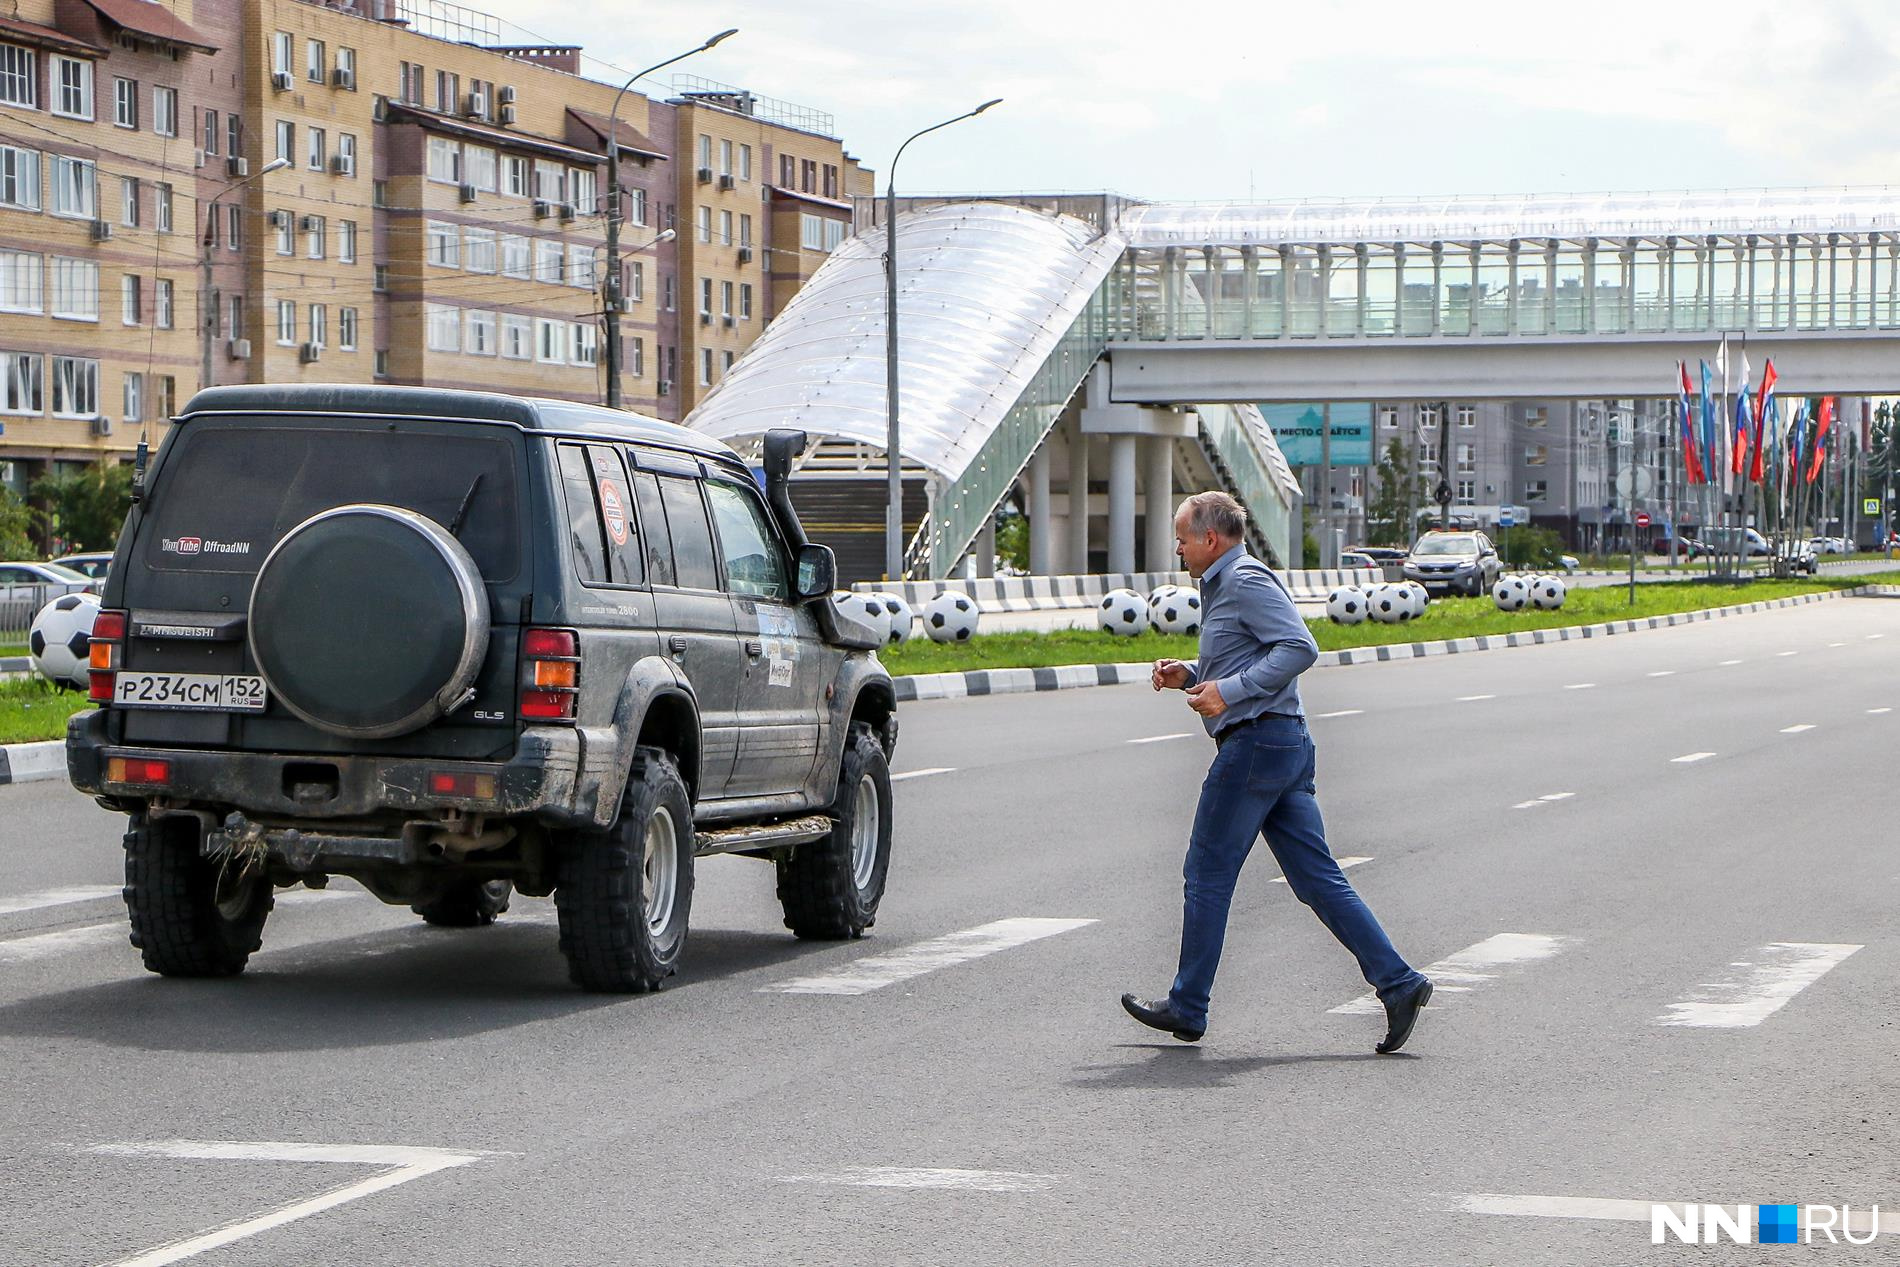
{"left": 1152, "top": 659, "right": 1190, "bottom": 692}
{"left": 1185, "top": 679, "right": 1227, "bottom": 719}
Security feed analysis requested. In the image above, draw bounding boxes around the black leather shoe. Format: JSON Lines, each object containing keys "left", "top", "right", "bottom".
{"left": 1376, "top": 978, "right": 1433, "bottom": 1054}
{"left": 1121, "top": 993, "right": 1204, "bottom": 1042}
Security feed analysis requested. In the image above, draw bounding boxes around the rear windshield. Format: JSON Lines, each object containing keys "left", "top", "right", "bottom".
{"left": 140, "top": 420, "right": 522, "bottom": 579}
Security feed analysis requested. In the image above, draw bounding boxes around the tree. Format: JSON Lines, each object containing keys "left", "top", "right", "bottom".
{"left": 1366, "top": 436, "right": 1426, "bottom": 547}
{"left": 0, "top": 486, "right": 33, "bottom": 559}
{"left": 29, "top": 460, "right": 134, "bottom": 553}
{"left": 994, "top": 508, "right": 1028, "bottom": 573}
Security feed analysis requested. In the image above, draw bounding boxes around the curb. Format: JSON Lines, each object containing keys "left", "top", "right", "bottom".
{"left": 0, "top": 740, "right": 64, "bottom": 787}
{"left": 0, "top": 657, "right": 28, "bottom": 674}
{"left": 891, "top": 585, "right": 1881, "bottom": 703}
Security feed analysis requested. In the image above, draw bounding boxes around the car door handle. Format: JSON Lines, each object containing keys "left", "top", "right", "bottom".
{"left": 745, "top": 640, "right": 764, "bottom": 658}
{"left": 668, "top": 635, "right": 688, "bottom": 654}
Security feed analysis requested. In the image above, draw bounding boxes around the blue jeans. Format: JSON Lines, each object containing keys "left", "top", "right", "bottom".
{"left": 1168, "top": 716, "right": 1425, "bottom": 1029}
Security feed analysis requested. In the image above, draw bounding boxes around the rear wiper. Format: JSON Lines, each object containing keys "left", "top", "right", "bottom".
{"left": 447, "top": 473, "right": 484, "bottom": 538}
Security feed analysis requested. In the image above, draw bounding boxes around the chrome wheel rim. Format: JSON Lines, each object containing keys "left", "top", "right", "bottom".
{"left": 643, "top": 806, "right": 679, "bottom": 938}
{"left": 849, "top": 773, "right": 879, "bottom": 890}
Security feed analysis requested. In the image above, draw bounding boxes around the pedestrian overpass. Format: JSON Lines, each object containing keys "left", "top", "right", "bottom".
{"left": 686, "top": 187, "right": 1900, "bottom": 579}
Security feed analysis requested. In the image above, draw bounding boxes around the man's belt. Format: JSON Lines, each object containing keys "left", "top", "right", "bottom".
{"left": 1214, "top": 712, "right": 1303, "bottom": 748}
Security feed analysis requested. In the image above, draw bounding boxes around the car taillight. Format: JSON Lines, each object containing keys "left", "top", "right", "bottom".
{"left": 107, "top": 757, "right": 170, "bottom": 786}
{"left": 89, "top": 609, "right": 128, "bottom": 703}
{"left": 428, "top": 771, "right": 497, "bottom": 800}
{"left": 520, "top": 627, "right": 578, "bottom": 723}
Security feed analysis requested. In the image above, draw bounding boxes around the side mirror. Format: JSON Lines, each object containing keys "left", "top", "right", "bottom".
{"left": 795, "top": 543, "right": 835, "bottom": 600}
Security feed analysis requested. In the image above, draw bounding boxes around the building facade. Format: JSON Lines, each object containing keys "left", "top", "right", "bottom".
{"left": 0, "top": 0, "right": 870, "bottom": 502}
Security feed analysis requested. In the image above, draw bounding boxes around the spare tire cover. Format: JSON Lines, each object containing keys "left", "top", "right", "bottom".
{"left": 249, "top": 505, "right": 490, "bottom": 738}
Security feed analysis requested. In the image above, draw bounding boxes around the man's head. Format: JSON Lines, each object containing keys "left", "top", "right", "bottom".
{"left": 1174, "top": 492, "right": 1247, "bottom": 579}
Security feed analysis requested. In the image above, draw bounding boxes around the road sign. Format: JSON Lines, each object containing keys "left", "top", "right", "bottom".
{"left": 1636, "top": 511, "right": 1651, "bottom": 528}
{"left": 1865, "top": 497, "right": 1882, "bottom": 516}
{"left": 1614, "top": 465, "right": 1654, "bottom": 500}
{"left": 1498, "top": 508, "right": 1514, "bottom": 527}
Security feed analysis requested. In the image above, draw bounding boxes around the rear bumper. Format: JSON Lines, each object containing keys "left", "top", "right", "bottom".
{"left": 65, "top": 709, "right": 586, "bottom": 823}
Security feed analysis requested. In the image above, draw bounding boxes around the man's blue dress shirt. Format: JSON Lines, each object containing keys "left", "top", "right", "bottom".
{"left": 1182, "top": 542, "right": 1319, "bottom": 737}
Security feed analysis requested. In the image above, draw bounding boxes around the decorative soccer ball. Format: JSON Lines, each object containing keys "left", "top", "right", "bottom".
{"left": 29, "top": 592, "right": 99, "bottom": 690}
{"left": 833, "top": 591, "right": 891, "bottom": 644}
{"left": 1325, "top": 586, "right": 1367, "bottom": 625}
{"left": 1530, "top": 575, "right": 1567, "bottom": 610}
{"left": 923, "top": 589, "right": 979, "bottom": 643}
{"left": 1148, "top": 586, "right": 1201, "bottom": 635}
{"left": 1492, "top": 576, "right": 1531, "bottom": 612}
{"left": 1368, "top": 583, "right": 1412, "bottom": 624}
{"left": 875, "top": 592, "right": 916, "bottom": 643}
{"left": 1099, "top": 588, "right": 1148, "bottom": 636}
{"left": 1402, "top": 581, "right": 1430, "bottom": 618}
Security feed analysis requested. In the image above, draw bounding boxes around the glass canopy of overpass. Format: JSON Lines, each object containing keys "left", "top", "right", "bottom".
{"left": 1112, "top": 187, "right": 1900, "bottom": 341}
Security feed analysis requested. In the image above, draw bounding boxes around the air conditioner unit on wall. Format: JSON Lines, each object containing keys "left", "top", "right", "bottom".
{"left": 695, "top": 167, "right": 712, "bottom": 184}
{"left": 227, "top": 156, "right": 248, "bottom": 177}
{"left": 90, "top": 220, "right": 113, "bottom": 242}
{"left": 329, "top": 154, "right": 351, "bottom": 175}
{"left": 459, "top": 183, "right": 476, "bottom": 203}
{"left": 227, "top": 338, "right": 251, "bottom": 360}
{"left": 498, "top": 85, "right": 517, "bottom": 105}
{"left": 193, "top": 149, "right": 206, "bottom": 169}
{"left": 300, "top": 343, "right": 321, "bottom": 364}
{"left": 558, "top": 202, "right": 575, "bottom": 221}
{"left": 333, "top": 67, "right": 355, "bottom": 89}
{"left": 298, "top": 215, "right": 320, "bottom": 232}
{"left": 91, "top": 415, "right": 113, "bottom": 437}
{"left": 268, "top": 210, "right": 290, "bottom": 230}
{"left": 271, "top": 71, "right": 292, "bottom": 92}
{"left": 532, "top": 199, "right": 551, "bottom": 218}
{"left": 498, "top": 104, "right": 517, "bottom": 126}
{"left": 463, "top": 93, "right": 482, "bottom": 118}
{"left": 657, "top": 379, "right": 670, "bottom": 396}
{"left": 699, "top": 312, "right": 711, "bottom": 325}
{"left": 736, "top": 247, "right": 752, "bottom": 264}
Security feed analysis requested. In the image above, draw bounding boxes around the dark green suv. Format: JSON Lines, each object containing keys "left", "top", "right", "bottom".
{"left": 67, "top": 385, "right": 896, "bottom": 992}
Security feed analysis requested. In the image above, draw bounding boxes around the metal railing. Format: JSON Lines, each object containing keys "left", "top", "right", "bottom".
{"left": 1194, "top": 404, "right": 1296, "bottom": 568}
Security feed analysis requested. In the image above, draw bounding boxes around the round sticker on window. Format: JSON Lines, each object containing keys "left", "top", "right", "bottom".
{"left": 599, "top": 478, "right": 629, "bottom": 546}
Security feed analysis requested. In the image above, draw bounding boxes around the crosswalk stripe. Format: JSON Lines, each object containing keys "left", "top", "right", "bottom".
{"left": 1780, "top": 724, "right": 1815, "bottom": 734}
{"left": 1671, "top": 752, "right": 1716, "bottom": 764}
{"left": 0, "top": 886, "right": 119, "bottom": 917}
{"left": 1646, "top": 670, "right": 1675, "bottom": 677}
{"left": 1313, "top": 709, "right": 1363, "bottom": 719}
{"left": 1331, "top": 932, "right": 1569, "bottom": 1015}
{"left": 1656, "top": 942, "right": 1861, "bottom": 1028}
{"left": 1125, "top": 734, "right": 1191, "bottom": 745}
{"left": 759, "top": 917, "right": 1096, "bottom": 996}
{"left": 1272, "top": 857, "right": 1369, "bottom": 884}
{"left": 1457, "top": 694, "right": 1495, "bottom": 702}
{"left": 0, "top": 921, "right": 122, "bottom": 964}
{"left": 890, "top": 767, "right": 956, "bottom": 781}
{"left": 778, "top": 1167, "right": 1057, "bottom": 1193}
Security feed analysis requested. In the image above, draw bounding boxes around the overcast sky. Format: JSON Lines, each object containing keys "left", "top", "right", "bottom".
{"left": 478, "top": 0, "right": 1897, "bottom": 203}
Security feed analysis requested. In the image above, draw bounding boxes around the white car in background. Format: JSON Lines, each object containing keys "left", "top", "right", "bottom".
{"left": 0, "top": 561, "right": 96, "bottom": 605}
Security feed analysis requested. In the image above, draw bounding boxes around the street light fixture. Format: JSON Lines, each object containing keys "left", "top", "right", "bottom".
{"left": 602, "top": 29, "right": 738, "bottom": 409}
{"left": 882, "top": 98, "right": 1002, "bottom": 581}
{"left": 199, "top": 156, "right": 290, "bottom": 390}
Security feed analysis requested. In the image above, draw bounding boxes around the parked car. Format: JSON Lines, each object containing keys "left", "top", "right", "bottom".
{"left": 1348, "top": 546, "right": 1408, "bottom": 565}
{"left": 51, "top": 552, "right": 115, "bottom": 580}
{"left": 1653, "top": 536, "right": 1707, "bottom": 558}
{"left": 1701, "top": 527, "right": 1770, "bottom": 557}
{"left": 0, "top": 561, "right": 97, "bottom": 610}
{"left": 1340, "top": 550, "right": 1378, "bottom": 570}
{"left": 1403, "top": 530, "right": 1502, "bottom": 597}
{"left": 66, "top": 384, "right": 896, "bottom": 994}
{"left": 1557, "top": 554, "right": 1580, "bottom": 574}
{"left": 1779, "top": 541, "right": 1819, "bottom": 574}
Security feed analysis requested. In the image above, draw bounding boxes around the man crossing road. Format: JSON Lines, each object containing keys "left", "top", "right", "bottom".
{"left": 1121, "top": 492, "right": 1434, "bottom": 1051}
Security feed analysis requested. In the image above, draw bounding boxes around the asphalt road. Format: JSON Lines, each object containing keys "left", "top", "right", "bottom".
{"left": 2, "top": 597, "right": 1897, "bottom": 1264}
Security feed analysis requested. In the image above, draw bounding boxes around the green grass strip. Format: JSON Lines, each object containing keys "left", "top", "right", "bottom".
{"left": 879, "top": 574, "right": 1883, "bottom": 676}
{"left": 0, "top": 675, "right": 92, "bottom": 746}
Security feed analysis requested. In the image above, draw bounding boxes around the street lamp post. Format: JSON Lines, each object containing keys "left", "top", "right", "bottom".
{"left": 198, "top": 155, "right": 289, "bottom": 390}
{"left": 883, "top": 98, "right": 1002, "bottom": 582}
{"left": 602, "top": 29, "right": 737, "bottom": 410}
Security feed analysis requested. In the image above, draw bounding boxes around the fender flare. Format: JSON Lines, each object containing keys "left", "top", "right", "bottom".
{"left": 816, "top": 656, "right": 897, "bottom": 790}
{"left": 594, "top": 656, "right": 703, "bottom": 825}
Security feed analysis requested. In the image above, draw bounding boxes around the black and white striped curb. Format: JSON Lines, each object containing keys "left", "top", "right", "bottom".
{"left": 0, "top": 740, "right": 63, "bottom": 787}
{"left": 0, "top": 657, "right": 28, "bottom": 676}
{"left": 892, "top": 585, "right": 1884, "bottom": 702}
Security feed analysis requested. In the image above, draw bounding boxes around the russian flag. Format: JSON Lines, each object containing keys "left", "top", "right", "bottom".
{"left": 1749, "top": 359, "right": 1777, "bottom": 483}
{"left": 1677, "top": 361, "right": 1705, "bottom": 484}
{"left": 1806, "top": 396, "right": 1836, "bottom": 484}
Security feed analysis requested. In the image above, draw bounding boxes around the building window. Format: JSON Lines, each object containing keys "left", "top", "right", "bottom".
{"left": 227, "top": 115, "right": 241, "bottom": 159}
{"left": 739, "top": 283, "right": 752, "bottom": 319}
{"left": 722, "top": 350, "right": 734, "bottom": 373}
{"left": 0, "top": 145, "right": 39, "bottom": 211}
{"left": 698, "top": 276, "right": 712, "bottom": 316}
{"left": 570, "top": 322, "right": 598, "bottom": 366}
{"left": 467, "top": 79, "right": 489, "bottom": 120}
{"left": 304, "top": 214, "right": 325, "bottom": 259}
{"left": 119, "top": 176, "right": 139, "bottom": 227}
{"left": 308, "top": 303, "right": 326, "bottom": 347}
{"left": 306, "top": 39, "right": 325, "bottom": 84}
{"left": 696, "top": 205, "right": 711, "bottom": 243}
{"left": 306, "top": 127, "right": 326, "bottom": 170}
{"left": 1527, "top": 479, "right": 1548, "bottom": 503}
{"left": 739, "top": 144, "right": 751, "bottom": 181}
{"left": 339, "top": 306, "right": 358, "bottom": 350}
{"left": 275, "top": 120, "right": 294, "bottom": 163}
{"left": 628, "top": 261, "right": 643, "bottom": 302}
{"left": 50, "top": 156, "right": 95, "bottom": 219}
{"left": 156, "top": 278, "right": 173, "bottom": 328}
{"left": 0, "top": 44, "right": 36, "bottom": 108}
{"left": 718, "top": 138, "right": 732, "bottom": 176}
{"left": 427, "top": 137, "right": 459, "bottom": 183}
{"left": 465, "top": 228, "right": 496, "bottom": 274}
{"left": 372, "top": 179, "right": 388, "bottom": 207}
{"left": 50, "top": 256, "right": 98, "bottom": 320}
{"left": 336, "top": 47, "right": 356, "bottom": 89}
{"left": 276, "top": 299, "right": 296, "bottom": 344}
{"left": 697, "top": 134, "right": 711, "bottom": 171}
{"left": 274, "top": 210, "right": 292, "bottom": 255}
{"left": 123, "top": 370, "right": 142, "bottom": 423}
{"left": 699, "top": 347, "right": 713, "bottom": 386}
{"left": 720, "top": 280, "right": 732, "bottom": 316}
{"left": 0, "top": 250, "right": 42, "bottom": 313}
{"left": 466, "top": 145, "right": 496, "bottom": 192}
{"left": 426, "top": 303, "right": 460, "bottom": 352}
{"left": 739, "top": 213, "right": 752, "bottom": 247}
{"left": 374, "top": 349, "right": 389, "bottom": 376}
{"left": 1456, "top": 443, "right": 1475, "bottom": 472}
{"left": 425, "top": 220, "right": 459, "bottom": 268}
{"left": 399, "top": 61, "right": 421, "bottom": 104}
{"left": 338, "top": 133, "right": 356, "bottom": 176}
{"left": 535, "top": 317, "right": 564, "bottom": 363}
{"left": 800, "top": 213, "right": 825, "bottom": 251}
{"left": 801, "top": 159, "right": 816, "bottom": 193}
{"left": 570, "top": 167, "right": 596, "bottom": 213}
{"left": 1379, "top": 406, "right": 1398, "bottom": 429}
{"left": 272, "top": 32, "right": 291, "bottom": 76}
{"left": 1418, "top": 405, "right": 1440, "bottom": 429}
{"left": 1525, "top": 407, "right": 1549, "bottom": 429}
{"left": 338, "top": 219, "right": 356, "bottom": 263}
{"left": 0, "top": 351, "right": 42, "bottom": 414}
{"left": 779, "top": 153, "right": 794, "bottom": 187}
{"left": 154, "top": 86, "right": 176, "bottom": 137}
{"left": 1457, "top": 404, "right": 1477, "bottom": 428}
{"left": 53, "top": 55, "right": 92, "bottom": 119}
{"left": 155, "top": 183, "right": 172, "bottom": 234}
{"left": 501, "top": 234, "right": 529, "bottom": 279}
{"left": 823, "top": 163, "right": 838, "bottom": 199}
{"left": 1523, "top": 444, "right": 1548, "bottom": 466}
{"left": 501, "top": 313, "right": 531, "bottom": 359}
{"left": 226, "top": 203, "right": 239, "bottom": 249}
{"left": 504, "top": 155, "right": 527, "bottom": 197}
{"left": 202, "top": 109, "right": 219, "bottom": 155}
{"left": 825, "top": 220, "right": 845, "bottom": 251}
{"left": 121, "top": 273, "right": 141, "bottom": 325}
{"left": 662, "top": 273, "right": 674, "bottom": 311}
{"left": 226, "top": 294, "right": 242, "bottom": 340}
{"left": 51, "top": 356, "right": 98, "bottom": 417}
{"left": 465, "top": 309, "right": 496, "bottom": 355}
{"left": 373, "top": 264, "right": 388, "bottom": 292}
{"left": 113, "top": 76, "right": 137, "bottom": 128}
{"left": 566, "top": 243, "right": 595, "bottom": 289}
{"left": 532, "top": 160, "right": 564, "bottom": 201}
{"left": 534, "top": 238, "right": 562, "bottom": 283}
{"left": 630, "top": 337, "right": 644, "bottom": 376}
{"left": 1455, "top": 479, "right": 1475, "bottom": 505}
{"left": 719, "top": 209, "right": 732, "bottom": 246}
{"left": 434, "top": 70, "right": 459, "bottom": 115}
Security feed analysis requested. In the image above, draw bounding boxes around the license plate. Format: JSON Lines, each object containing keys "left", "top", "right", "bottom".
{"left": 114, "top": 671, "right": 267, "bottom": 712}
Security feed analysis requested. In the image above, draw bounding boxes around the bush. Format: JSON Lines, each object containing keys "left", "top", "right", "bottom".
{"left": 1499, "top": 524, "right": 1565, "bottom": 569}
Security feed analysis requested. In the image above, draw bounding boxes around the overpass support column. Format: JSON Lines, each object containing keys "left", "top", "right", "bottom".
{"left": 974, "top": 515, "right": 996, "bottom": 578}
{"left": 1028, "top": 444, "right": 1052, "bottom": 575}
{"left": 1067, "top": 425, "right": 1091, "bottom": 573}
{"left": 1144, "top": 435, "right": 1174, "bottom": 570}
{"left": 1107, "top": 434, "right": 1138, "bottom": 574}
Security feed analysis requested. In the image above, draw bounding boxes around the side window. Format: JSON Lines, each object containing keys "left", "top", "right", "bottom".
{"left": 704, "top": 479, "right": 788, "bottom": 601}
{"left": 584, "top": 444, "right": 643, "bottom": 585}
{"left": 556, "top": 443, "right": 607, "bottom": 585}
{"left": 631, "top": 471, "right": 676, "bottom": 587}
{"left": 656, "top": 475, "right": 719, "bottom": 590}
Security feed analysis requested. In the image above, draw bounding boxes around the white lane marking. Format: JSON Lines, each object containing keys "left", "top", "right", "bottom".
{"left": 1869, "top": 707, "right": 1893, "bottom": 715}
{"left": 1657, "top": 942, "right": 1861, "bottom": 1028}
{"left": 760, "top": 917, "right": 1096, "bottom": 996}
{"left": 1719, "top": 659, "right": 1743, "bottom": 666}
{"left": 1776, "top": 650, "right": 1798, "bottom": 657}
{"left": 1272, "top": 857, "right": 1370, "bottom": 884}
{"left": 88, "top": 1140, "right": 491, "bottom": 1267}
{"left": 1562, "top": 683, "right": 1595, "bottom": 691}
{"left": 0, "top": 921, "right": 121, "bottom": 964}
{"left": 1828, "top": 641, "right": 1847, "bottom": 647}
{"left": 1671, "top": 752, "right": 1717, "bottom": 764}
{"left": 1313, "top": 709, "right": 1363, "bottom": 719}
{"left": 778, "top": 1166, "right": 1057, "bottom": 1193}
{"left": 1868, "top": 633, "right": 1886, "bottom": 639}
{"left": 1125, "top": 734, "right": 1191, "bottom": 745}
{"left": 1331, "top": 933, "right": 1569, "bottom": 1015}
{"left": 1646, "top": 670, "right": 1675, "bottom": 677}
{"left": 1457, "top": 694, "right": 1495, "bottom": 702}
{"left": 1780, "top": 724, "right": 1815, "bottom": 734}
{"left": 889, "top": 767, "right": 956, "bottom": 781}
{"left": 1447, "top": 1193, "right": 1886, "bottom": 1238}
{"left": 0, "top": 886, "right": 119, "bottom": 917}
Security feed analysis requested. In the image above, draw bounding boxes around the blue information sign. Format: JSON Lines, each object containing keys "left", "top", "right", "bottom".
{"left": 1261, "top": 404, "right": 1372, "bottom": 467}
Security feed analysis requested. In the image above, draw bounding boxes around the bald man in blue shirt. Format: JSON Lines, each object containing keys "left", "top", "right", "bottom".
{"left": 1122, "top": 491, "right": 1433, "bottom": 1051}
